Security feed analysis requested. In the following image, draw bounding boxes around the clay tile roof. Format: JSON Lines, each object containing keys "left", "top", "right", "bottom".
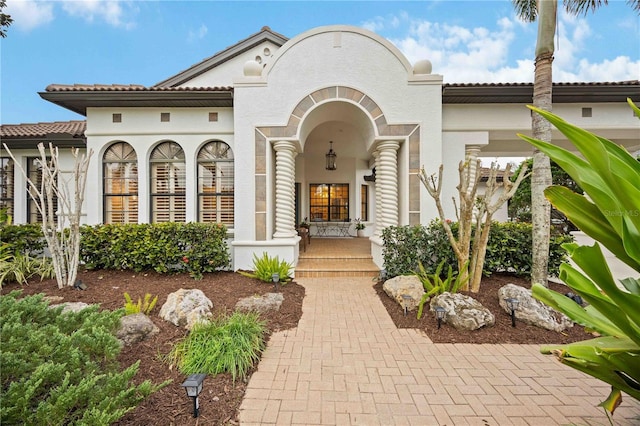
{"left": 44, "top": 84, "right": 233, "bottom": 92}
{"left": 1, "top": 120, "right": 86, "bottom": 138}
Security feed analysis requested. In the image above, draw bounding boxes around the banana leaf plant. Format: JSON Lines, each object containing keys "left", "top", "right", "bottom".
{"left": 518, "top": 99, "right": 640, "bottom": 415}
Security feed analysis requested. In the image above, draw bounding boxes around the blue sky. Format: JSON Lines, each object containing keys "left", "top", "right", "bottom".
{"left": 1, "top": 0, "right": 639, "bottom": 125}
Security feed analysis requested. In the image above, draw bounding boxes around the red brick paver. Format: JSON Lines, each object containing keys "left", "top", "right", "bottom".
{"left": 239, "top": 277, "right": 640, "bottom": 425}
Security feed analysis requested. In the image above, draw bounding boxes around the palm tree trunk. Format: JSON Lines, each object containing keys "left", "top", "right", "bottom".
{"left": 531, "top": 0, "right": 555, "bottom": 287}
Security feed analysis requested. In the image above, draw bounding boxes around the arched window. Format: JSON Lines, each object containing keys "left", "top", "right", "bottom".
{"left": 197, "top": 141, "right": 234, "bottom": 226}
{"left": 103, "top": 142, "right": 138, "bottom": 224}
{"left": 150, "top": 142, "right": 185, "bottom": 223}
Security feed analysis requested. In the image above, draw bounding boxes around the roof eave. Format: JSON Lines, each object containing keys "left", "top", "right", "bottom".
{"left": 443, "top": 83, "right": 640, "bottom": 104}
{"left": 2, "top": 135, "right": 86, "bottom": 150}
{"left": 39, "top": 90, "right": 235, "bottom": 116}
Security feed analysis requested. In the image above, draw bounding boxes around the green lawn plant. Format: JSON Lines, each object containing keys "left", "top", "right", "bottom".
{"left": 1, "top": 291, "right": 167, "bottom": 425}
{"left": 166, "top": 311, "right": 266, "bottom": 382}
{"left": 123, "top": 292, "right": 159, "bottom": 315}
{"left": 519, "top": 100, "right": 640, "bottom": 416}
{"left": 239, "top": 252, "right": 293, "bottom": 283}
{"left": 415, "top": 260, "right": 469, "bottom": 319}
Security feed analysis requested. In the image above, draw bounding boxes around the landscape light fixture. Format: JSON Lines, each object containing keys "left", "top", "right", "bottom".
{"left": 434, "top": 306, "right": 446, "bottom": 329}
{"left": 325, "top": 141, "right": 337, "bottom": 170}
{"left": 379, "top": 269, "right": 387, "bottom": 282}
{"left": 181, "top": 373, "right": 206, "bottom": 418}
{"left": 401, "top": 294, "right": 412, "bottom": 316}
{"left": 73, "top": 280, "right": 87, "bottom": 290}
{"left": 272, "top": 272, "right": 280, "bottom": 291}
{"left": 505, "top": 297, "right": 519, "bottom": 328}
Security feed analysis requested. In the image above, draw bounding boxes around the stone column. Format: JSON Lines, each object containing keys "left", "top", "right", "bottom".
{"left": 465, "top": 145, "right": 482, "bottom": 196}
{"left": 273, "top": 140, "right": 298, "bottom": 239}
{"left": 376, "top": 140, "right": 400, "bottom": 231}
{"left": 373, "top": 150, "right": 383, "bottom": 238}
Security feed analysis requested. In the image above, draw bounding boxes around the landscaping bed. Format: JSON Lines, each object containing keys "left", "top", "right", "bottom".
{"left": 3, "top": 270, "right": 589, "bottom": 424}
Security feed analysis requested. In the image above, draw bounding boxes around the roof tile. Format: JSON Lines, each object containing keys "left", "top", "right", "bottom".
{"left": 1, "top": 120, "right": 86, "bottom": 138}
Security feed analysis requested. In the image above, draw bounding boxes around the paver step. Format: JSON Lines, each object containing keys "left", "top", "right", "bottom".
{"left": 295, "top": 258, "right": 379, "bottom": 278}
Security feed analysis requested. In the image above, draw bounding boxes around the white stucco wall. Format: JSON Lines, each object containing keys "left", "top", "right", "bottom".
{"left": 177, "top": 41, "right": 282, "bottom": 88}
{"left": 84, "top": 107, "right": 234, "bottom": 226}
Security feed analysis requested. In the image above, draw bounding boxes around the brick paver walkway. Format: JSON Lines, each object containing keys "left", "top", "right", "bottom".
{"left": 239, "top": 277, "right": 640, "bottom": 425}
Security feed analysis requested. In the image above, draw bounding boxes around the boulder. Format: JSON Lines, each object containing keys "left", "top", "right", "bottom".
{"left": 117, "top": 313, "right": 159, "bottom": 346}
{"left": 159, "top": 289, "right": 213, "bottom": 329}
{"left": 49, "top": 301, "right": 91, "bottom": 314}
{"left": 382, "top": 275, "right": 425, "bottom": 313}
{"left": 430, "top": 292, "right": 495, "bottom": 331}
{"left": 236, "top": 293, "right": 284, "bottom": 313}
{"left": 498, "top": 284, "right": 573, "bottom": 332}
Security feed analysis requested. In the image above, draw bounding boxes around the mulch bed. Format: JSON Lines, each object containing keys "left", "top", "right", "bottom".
{"left": 2, "top": 269, "right": 588, "bottom": 424}
{"left": 375, "top": 272, "right": 590, "bottom": 345}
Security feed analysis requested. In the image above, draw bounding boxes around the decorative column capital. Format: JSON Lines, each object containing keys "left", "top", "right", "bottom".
{"left": 273, "top": 140, "right": 298, "bottom": 154}
{"left": 375, "top": 140, "right": 400, "bottom": 153}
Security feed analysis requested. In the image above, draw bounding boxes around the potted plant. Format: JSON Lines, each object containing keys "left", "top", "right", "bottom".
{"left": 298, "top": 217, "right": 309, "bottom": 230}
{"left": 354, "top": 218, "right": 366, "bottom": 237}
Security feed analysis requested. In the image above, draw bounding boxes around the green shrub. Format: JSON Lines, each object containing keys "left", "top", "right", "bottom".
{"left": 166, "top": 311, "right": 266, "bottom": 382}
{"left": 123, "top": 292, "right": 158, "bottom": 315}
{"left": 382, "top": 220, "right": 572, "bottom": 279}
{"left": 0, "top": 224, "right": 45, "bottom": 256}
{"left": 0, "top": 291, "right": 168, "bottom": 424}
{"left": 239, "top": 252, "right": 293, "bottom": 283}
{"left": 80, "top": 223, "right": 231, "bottom": 279}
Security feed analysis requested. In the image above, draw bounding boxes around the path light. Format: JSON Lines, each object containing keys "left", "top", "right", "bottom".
{"left": 181, "top": 373, "right": 206, "bottom": 418}
{"left": 272, "top": 272, "right": 280, "bottom": 292}
{"left": 379, "top": 269, "right": 387, "bottom": 282}
{"left": 434, "top": 306, "right": 446, "bottom": 329}
{"left": 401, "top": 294, "right": 412, "bottom": 316}
{"left": 505, "top": 297, "right": 519, "bottom": 328}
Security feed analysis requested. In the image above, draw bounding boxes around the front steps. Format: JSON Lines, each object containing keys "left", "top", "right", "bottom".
{"left": 294, "top": 238, "right": 379, "bottom": 278}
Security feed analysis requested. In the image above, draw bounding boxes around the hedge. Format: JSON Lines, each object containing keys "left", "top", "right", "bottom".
{"left": 382, "top": 220, "right": 572, "bottom": 279}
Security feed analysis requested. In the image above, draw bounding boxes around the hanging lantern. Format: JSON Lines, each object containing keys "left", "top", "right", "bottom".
{"left": 325, "top": 141, "right": 337, "bottom": 171}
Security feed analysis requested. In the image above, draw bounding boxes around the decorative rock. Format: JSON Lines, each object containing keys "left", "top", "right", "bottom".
{"left": 498, "top": 284, "right": 573, "bottom": 332}
{"left": 383, "top": 275, "right": 425, "bottom": 312}
{"left": 117, "top": 313, "right": 159, "bottom": 346}
{"left": 430, "top": 292, "right": 495, "bottom": 331}
{"left": 159, "top": 289, "right": 213, "bottom": 330}
{"left": 236, "top": 293, "right": 284, "bottom": 314}
{"left": 43, "top": 295, "right": 64, "bottom": 304}
{"left": 49, "top": 301, "right": 91, "bottom": 314}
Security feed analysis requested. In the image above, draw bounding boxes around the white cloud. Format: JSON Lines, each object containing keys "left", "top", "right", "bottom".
{"left": 187, "top": 24, "right": 208, "bottom": 43}
{"left": 61, "top": 0, "right": 137, "bottom": 30}
{"left": 5, "top": 0, "right": 55, "bottom": 32}
{"left": 368, "top": 10, "right": 638, "bottom": 84}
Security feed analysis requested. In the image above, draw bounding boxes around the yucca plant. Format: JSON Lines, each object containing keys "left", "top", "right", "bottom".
{"left": 519, "top": 99, "right": 640, "bottom": 416}
{"left": 415, "top": 260, "right": 468, "bottom": 319}
{"left": 239, "top": 252, "right": 292, "bottom": 283}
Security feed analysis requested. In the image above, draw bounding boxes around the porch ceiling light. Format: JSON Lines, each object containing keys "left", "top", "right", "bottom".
{"left": 325, "top": 141, "right": 337, "bottom": 171}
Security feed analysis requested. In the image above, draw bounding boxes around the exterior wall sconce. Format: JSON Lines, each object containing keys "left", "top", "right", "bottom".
{"left": 181, "top": 373, "right": 206, "bottom": 418}
{"left": 272, "top": 272, "right": 280, "bottom": 291}
{"left": 325, "top": 141, "right": 337, "bottom": 170}
{"left": 505, "top": 297, "right": 519, "bottom": 327}
{"left": 401, "top": 294, "right": 412, "bottom": 316}
{"left": 434, "top": 306, "right": 446, "bottom": 329}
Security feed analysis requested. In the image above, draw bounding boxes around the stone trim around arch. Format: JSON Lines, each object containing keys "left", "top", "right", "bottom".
{"left": 253, "top": 85, "right": 421, "bottom": 240}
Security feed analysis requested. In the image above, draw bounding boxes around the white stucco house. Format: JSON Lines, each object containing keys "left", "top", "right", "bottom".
{"left": 2, "top": 25, "right": 639, "bottom": 271}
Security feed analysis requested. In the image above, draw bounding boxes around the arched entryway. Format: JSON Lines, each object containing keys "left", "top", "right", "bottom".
{"left": 253, "top": 86, "right": 421, "bottom": 268}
